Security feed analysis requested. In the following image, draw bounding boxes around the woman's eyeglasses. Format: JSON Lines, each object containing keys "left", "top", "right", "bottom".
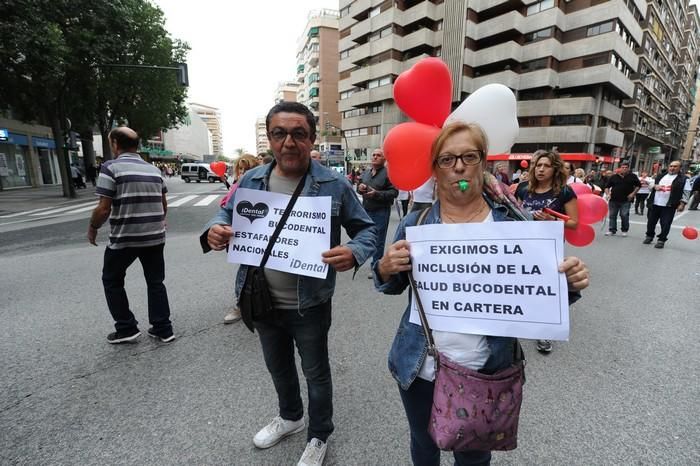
{"left": 268, "top": 128, "right": 309, "bottom": 142}
{"left": 435, "top": 151, "right": 482, "bottom": 169}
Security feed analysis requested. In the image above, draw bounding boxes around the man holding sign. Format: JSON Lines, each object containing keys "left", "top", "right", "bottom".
{"left": 201, "top": 102, "right": 376, "bottom": 466}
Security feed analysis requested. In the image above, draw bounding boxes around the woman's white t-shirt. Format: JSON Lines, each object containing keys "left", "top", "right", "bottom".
{"left": 416, "top": 211, "right": 493, "bottom": 381}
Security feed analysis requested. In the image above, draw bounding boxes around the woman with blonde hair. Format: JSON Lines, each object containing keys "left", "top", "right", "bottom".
{"left": 221, "top": 154, "right": 260, "bottom": 323}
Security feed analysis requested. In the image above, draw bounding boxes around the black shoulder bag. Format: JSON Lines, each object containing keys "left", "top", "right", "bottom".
{"left": 239, "top": 172, "right": 307, "bottom": 332}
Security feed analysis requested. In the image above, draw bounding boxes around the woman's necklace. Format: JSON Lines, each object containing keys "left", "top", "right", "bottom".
{"left": 441, "top": 201, "right": 487, "bottom": 224}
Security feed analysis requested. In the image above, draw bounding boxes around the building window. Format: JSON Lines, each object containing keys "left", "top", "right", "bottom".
{"left": 587, "top": 21, "right": 614, "bottom": 37}
{"left": 369, "top": 6, "right": 380, "bottom": 18}
{"left": 308, "top": 27, "right": 319, "bottom": 37}
{"left": 340, "top": 6, "right": 350, "bottom": 17}
{"left": 526, "top": 0, "right": 554, "bottom": 16}
{"left": 520, "top": 58, "right": 548, "bottom": 73}
{"left": 524, "top": 27, "right": 552, "bottom": 43}
{"left": 367, "top": 75, "right": 392, "bottom": 89}
{"left": 340, "top": 89, "right": 356, "bottom": 100}
{"left": 551, "top": 115, "right": 589, "bottom": 126}
{"left": 340, "top": 49, "right": 351, "bottom": 60}
{"left": 309, "top": 87, "right": 319, "bottom": 98}
{"left": 308, "top": 73, "right": 320, "bottom": 84}
{"left": 436, "top": 20, "right": 443, "bottom": 31}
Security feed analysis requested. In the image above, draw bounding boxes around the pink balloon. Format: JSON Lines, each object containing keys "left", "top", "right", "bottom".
{"left": 383, "top": 122, "right": 440, "bottom": 190}
{"left": 682, "top": 226, "right": 698, "bottom": 240}
{"left": 577, "top": 194, "right": 608, "bottom": 225}
{"left": 569, "top": 183, "right": 592, "bottom": 196}
{"left": 564, "top": 224, "right": 595, "bottom": 247}
{"left": 393, "top": 58, "right": 452, "bottom": 127}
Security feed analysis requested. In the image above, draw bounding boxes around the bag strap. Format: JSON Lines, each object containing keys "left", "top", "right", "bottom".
{"left": 259, "top": 170, "right": 307, "bottom": 268}
{"left": 407, "top": 207, "right": 437, "bottom": 354}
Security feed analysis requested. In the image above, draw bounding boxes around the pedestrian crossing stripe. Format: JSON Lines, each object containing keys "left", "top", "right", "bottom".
{"left": 2, "top": 194, "right": 226, "bottom": 220}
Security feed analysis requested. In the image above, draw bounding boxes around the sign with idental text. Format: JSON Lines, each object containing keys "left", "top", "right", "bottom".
{"left": 228, "top": 188, "right": 331, "bottom": 278}
{"left": 407, "top": 221, "right": 569, "bottom": 340}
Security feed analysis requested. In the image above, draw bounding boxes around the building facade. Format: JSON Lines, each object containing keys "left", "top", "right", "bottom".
{"left": 0, "top": 116, "right": 64, "bottom": 189}
{"left": 274, "top": 81, "right": 300, "bottom": 104}
{"left": 296, "top": 9, "right": 344, "bottom": 162}
{"left": 162, "top": 107, "right": 212, "bottom": 162}
{"left": 338, "top": 0, "right": 699, "bottom": 171}
{"left": 191, "top": 103, "right": 224, "bottom": 157}
{"left": 255, "top": 117, "right": 270, "bottom": 154}
{"left": 621, "top": 1, "right": 700, "bottom": 172}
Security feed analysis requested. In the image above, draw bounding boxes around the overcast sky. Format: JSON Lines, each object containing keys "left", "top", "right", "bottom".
{"left": 152, "top": 0, "right": 338, "bottom": 156}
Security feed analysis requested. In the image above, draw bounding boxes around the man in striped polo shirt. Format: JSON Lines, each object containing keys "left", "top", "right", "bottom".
{"left": 88, "top": 127, "right": 174, "bottom": 344}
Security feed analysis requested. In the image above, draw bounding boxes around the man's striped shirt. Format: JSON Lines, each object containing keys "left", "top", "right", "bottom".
{"left": 96, "top": 153, "right": 168, "bottom": 249}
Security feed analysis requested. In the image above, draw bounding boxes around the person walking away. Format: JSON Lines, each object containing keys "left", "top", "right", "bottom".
{"left": 515, "top": 149, "right": 578, "bottom": 354}
{"left": 604, "top": 162, "right": 640, "bottom": 237}
{"left": 219, "top": 154, "right": 260, "bottom": 324}
{"left": 87, "top": 127, "right": 174, "bottom": 344}
{"left": 635, "top": 171, "right": 653, "bottom": 215}
{"left": 397, "top": 189, "right": 411, "bottom": 217}
{"left": 376, "top": 122, "right": 590, "bottom": 465}
{"left": 200, "top": 102, "right": 376, "bottom": 466}
{"left": 643, "top": 160, "right": 691, "bottom": 248}
{"left": 357, "top": 149, "right": 398, "bottom": 278}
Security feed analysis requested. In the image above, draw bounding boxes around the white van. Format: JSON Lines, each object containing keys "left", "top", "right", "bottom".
{"left": 180, "top": 163, "right": 220, "bottom": 183}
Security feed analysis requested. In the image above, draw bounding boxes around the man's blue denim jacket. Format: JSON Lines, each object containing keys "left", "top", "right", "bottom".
{"left": 373, "top": 197, "right": 581, "bottom": 391}
{"left": 202, "top": 160, "right": 377, "bottom": 311}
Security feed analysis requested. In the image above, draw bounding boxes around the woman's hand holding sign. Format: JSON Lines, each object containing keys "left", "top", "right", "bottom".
{"left": 207, "top": 224, "right": 233, "bottom": 251}
{"left": 559, "top": 256, "right": 589, "bottom": 291}
{"left": 377, "top": 239, "right": 412, "bottom": 283}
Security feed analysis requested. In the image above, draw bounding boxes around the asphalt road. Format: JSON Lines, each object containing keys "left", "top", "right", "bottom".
{"left": 1, "top": 180, "right": 699, "bottom": 465}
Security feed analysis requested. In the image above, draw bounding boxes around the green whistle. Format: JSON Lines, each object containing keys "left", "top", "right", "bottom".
{"left": 458, "top": 180, "right": 469, "bottom": 191}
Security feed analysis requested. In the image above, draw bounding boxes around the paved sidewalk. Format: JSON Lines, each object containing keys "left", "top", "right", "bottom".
{"left": 0, "top": 185, "right": 97, "bottom": 216}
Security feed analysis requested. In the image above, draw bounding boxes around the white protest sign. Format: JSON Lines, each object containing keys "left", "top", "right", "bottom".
{"left": 407, "top": 221, "right": 569, "bottom": 341}
{"left": 228, "top": 187, "right": 331, "bottom": 279}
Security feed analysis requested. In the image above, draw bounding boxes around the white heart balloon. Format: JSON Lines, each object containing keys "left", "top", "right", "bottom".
{"left": 444, "top": 84, "right": 519, "bottom": 154}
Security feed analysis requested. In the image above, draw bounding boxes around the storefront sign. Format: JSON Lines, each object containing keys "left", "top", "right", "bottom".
{"left": 0, "top": 129, "right": 8, "bottom": 142}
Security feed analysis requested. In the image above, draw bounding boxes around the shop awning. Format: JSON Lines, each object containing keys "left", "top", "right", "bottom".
{"left": 488, "top": 153, "right": 620, "bottom": 163}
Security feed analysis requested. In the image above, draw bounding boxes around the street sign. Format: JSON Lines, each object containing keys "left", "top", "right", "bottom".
{"left": 648, "top": 146, "right": 661, "bottom": 154}
{"left": 0, "top": 128, "right": 8, "bottom": 141}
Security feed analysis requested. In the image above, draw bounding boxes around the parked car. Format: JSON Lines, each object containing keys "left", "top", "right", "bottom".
{"left": 180, "top": 163, "right": 220, "bottom": 183}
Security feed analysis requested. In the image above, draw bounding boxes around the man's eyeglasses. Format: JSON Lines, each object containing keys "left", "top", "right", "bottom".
{"left": 268, "top": 128, "right": 310, "bottom": 142}
{"left": 435, "top": 151, "right": 482, "bottom": 169}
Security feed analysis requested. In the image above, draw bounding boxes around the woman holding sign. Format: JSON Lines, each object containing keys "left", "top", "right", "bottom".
{"left": 515, "top": 149, "right": 578, "bottom": 354}
{"left": 374, "top": 122, "right": 589, "bottom": 466}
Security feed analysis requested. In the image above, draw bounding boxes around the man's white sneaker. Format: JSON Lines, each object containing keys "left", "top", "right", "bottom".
{"left": 298, "top": 438, "right": 327, "bottom": 466}
{"left": 253, "top": 416, "right": 305, "bottom": 449}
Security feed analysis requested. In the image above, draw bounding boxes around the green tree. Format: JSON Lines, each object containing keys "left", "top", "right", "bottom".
{"left": 94, "top": 0, "right": 189, "bottom": 160}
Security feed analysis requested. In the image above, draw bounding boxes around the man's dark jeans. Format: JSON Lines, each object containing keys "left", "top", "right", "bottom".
{"left": 367, "top": 206, "right": 391, "bottom": 266}
{"left": 646, "top": 204, "right": 676, "bottom": 242}
{"left": 608, "top": 200, "right": 631, "bottom": 233}
{"left": 255, "top": 301, "right": 333, "bottom": 442}
{"left": 399, "top": 377, "right": 491, "bottom": 466}
{"left": 102, "top": 243, "right": 172, "bottom": 335}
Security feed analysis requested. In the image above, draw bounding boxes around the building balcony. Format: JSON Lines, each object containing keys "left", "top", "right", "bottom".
{"left": 397, "top": 0, "right": 441, "bottom": 26}
{"left": 401, "top": 27, "right": 438, "bottom": 51}
{"left": 559, "top": 64, "right": 634, "bottom": 98}
{"left": 464, "top": 70, "right": 520, "bottom": 94}
{"left": 595, "top": 126, "right": 624, "bottom": 146}
{"left": 472, "top": 40, "right": 522, "bottom": 67}
{"left": 342, "top": 112, "right": 383, "bottom": 129}
{"left": 342, "top": 84, "right": 393, "bottom": 109}
{"left": 518, "top": 97, "right": 597, "bottom": 117}
{"left": 517, "top": 126, "right": 592, "bottom": 144}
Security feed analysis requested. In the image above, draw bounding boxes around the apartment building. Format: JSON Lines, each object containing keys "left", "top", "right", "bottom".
{"left": 338, "top": 0, "right": 698, "bottom": 170}
{"left": 255, "top": 117, "right": 270, "bottom": 155}
{"left": 295, "top": 9, "right": 344, "bottom": 160}
{"left": 274, "top": 81, "right": 300, "bottom": 104}
{"left": 621, "top": 1, "right": 700, "bottom": 172}
{"left": 191, "top": 103, "right": 224, "bottom": 157}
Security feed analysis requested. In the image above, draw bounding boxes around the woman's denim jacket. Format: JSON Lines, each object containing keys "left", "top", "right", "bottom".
{"left": 202, "top": 161, "right": 377, "bottom": 311}
{"left": 374, "top": 197, "right": 581, "bottom": 391}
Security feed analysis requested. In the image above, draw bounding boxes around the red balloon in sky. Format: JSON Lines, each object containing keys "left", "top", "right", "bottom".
{"left": 210, "top": 161, "right": 227, "bottom": 177}
{"left": 569, "top": 182, "right": 592, "bottom": 196}
{"left": 682, "top": 226, "right": 698, "bottom": 240}
{"left": 520, "top": 160, "right": 529, "bottom": 169}
{"left": 384, "top": 122, "right": 440, "bottom": 191}
{"left": 564, "top": 224, "right": 595, "bottom": 247}
{"left": 393, "top": 58, "right": 452, "bottom": 127}
{"left": 577, "top": 194, "right": 608, "bottom": 224}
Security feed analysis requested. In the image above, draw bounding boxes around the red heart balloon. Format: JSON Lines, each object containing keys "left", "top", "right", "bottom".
{"left": 383, "top": 122, "right": 441, "bottom": 191}
{"left": 577, "top": 194, "right": 608, "bottom": 224}
{"left": 569, "top": 182, "right": 592, "bottom": 196}
{"left": 393, "top": 58, "right": 452, "bottom": 127}
{"left": 210, "top": 161, "right": 227, "bottom": 177}
{"left": 520, "top": 160, "right": 529, "bottom": 169}
{"left": 682, "top": 226, "right": 698, "bottom": 240}
{"left": 564, "top": 223, "right": 595, "bottom": 247}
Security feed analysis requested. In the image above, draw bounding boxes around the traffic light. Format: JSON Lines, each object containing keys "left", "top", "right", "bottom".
{"left": 176, "top": 63, "right": 189, "bottom": 87}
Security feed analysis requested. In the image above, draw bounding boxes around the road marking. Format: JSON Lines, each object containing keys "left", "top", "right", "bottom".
{"left": 0, "top": 206, "right": 59, "bottom": 218}
{"left": 59, "top": 203, "right": 100, "bottom": 215}
{"left": 194, "top": 195, "right": 220, "bottom": 206}
{"left": 29, "top": 200, "right": 98, "bottom": 216}
{"left": 168, "top": 195, "right": 198, "bottom": 207}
